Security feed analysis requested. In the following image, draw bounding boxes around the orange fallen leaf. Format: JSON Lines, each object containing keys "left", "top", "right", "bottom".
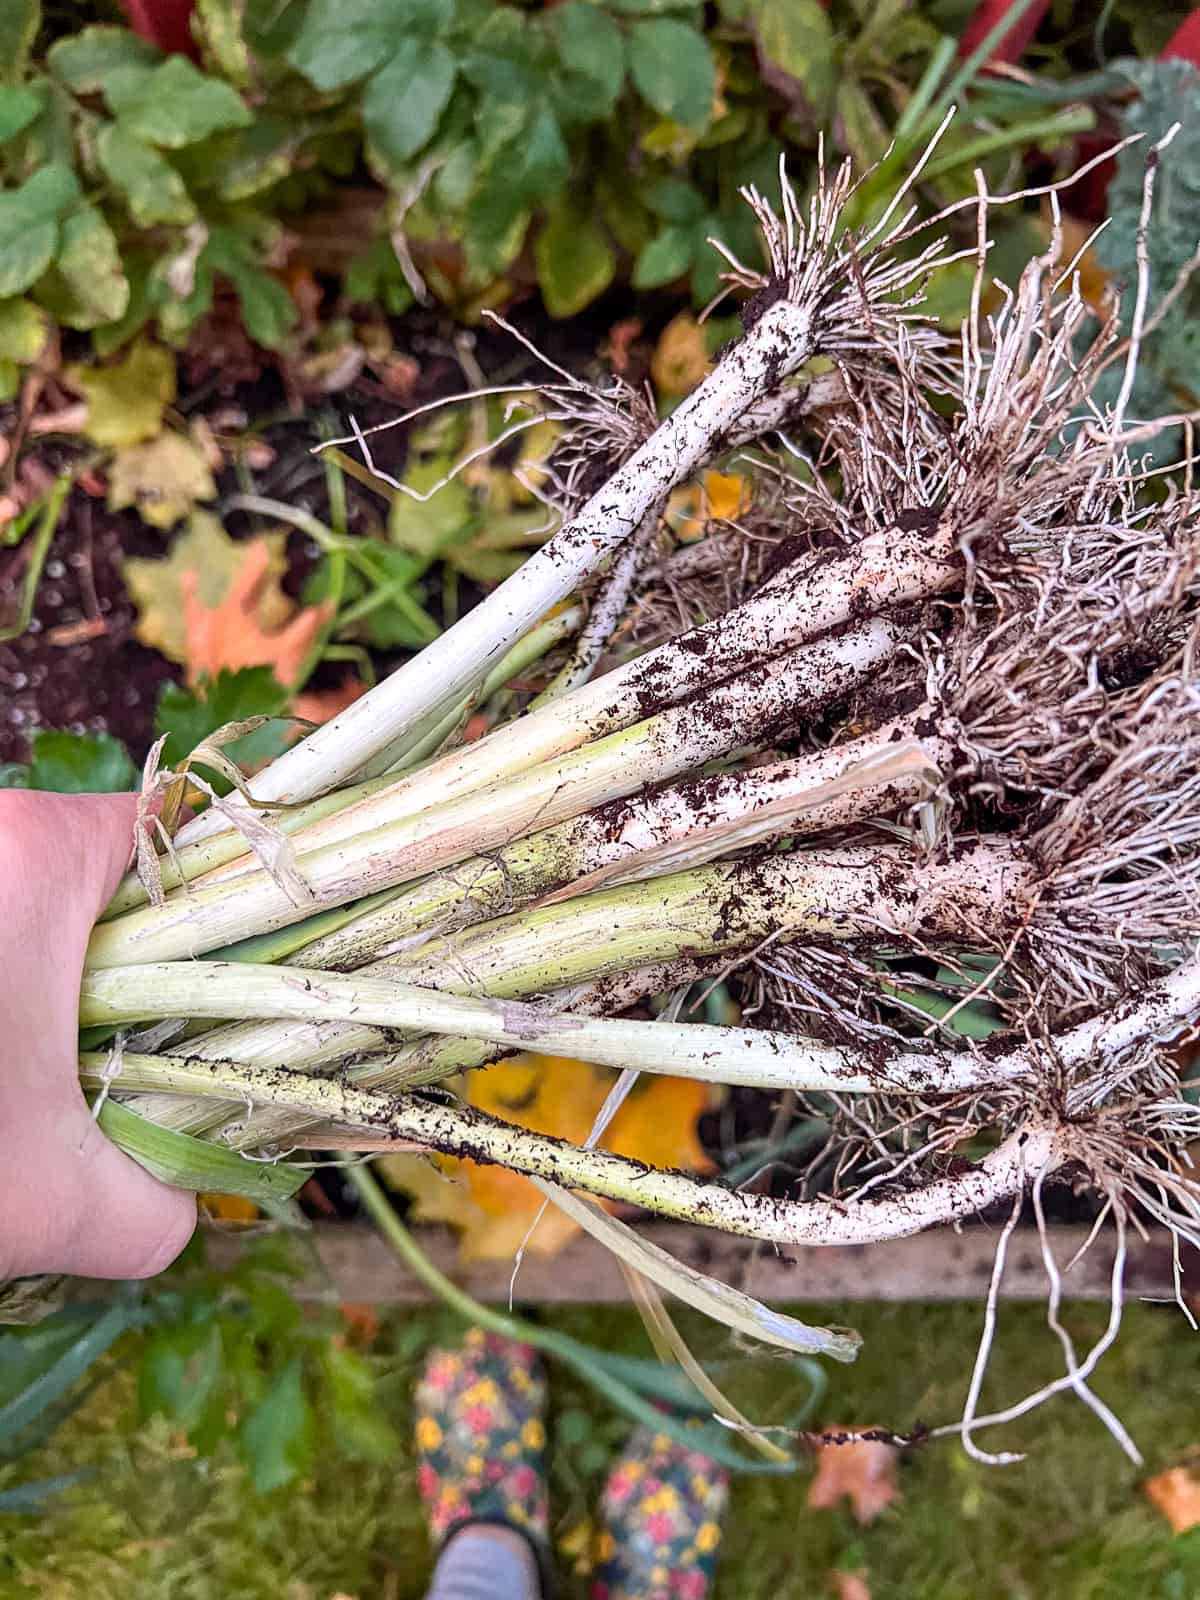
{"left": 292, "top": 674, "right": 367, "bottom": 729}
{"left": 181, "top": 536, "right": 331, "bottom": 689}
{"left": 125, "top": 512, "right": 287, "bottom": 664}
{"left": 286, "top": 263, "right": 324, "bottom": 331}
{"left": 126, "top": 513, "right": 361, "bottom": 721}
{"left": 1145, "top": 1465, "right": 1200, "bottom": 1533}
{"left": 381, "top": 1054, "right": 714, "bottom": 1264}
{"left": 830, "top": 1572, "right": 872, "bottom": 1600}
{"left": 807, "top": 1432, "right": 900, "bottom": 1525}
{"left": 703, "top": 471, "right": 750, "bottom": 521}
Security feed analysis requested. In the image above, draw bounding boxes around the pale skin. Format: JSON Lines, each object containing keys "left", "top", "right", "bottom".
{"left": 0, "top": 791, "right": 195, "bottom": 1281}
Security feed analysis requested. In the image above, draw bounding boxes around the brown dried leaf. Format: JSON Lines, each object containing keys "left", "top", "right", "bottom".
{"left": 807, "top": 1432, "right": 900, "bottom": 1525}
{"left": 1144, "top": 1465, "right": 1200, "bottom": 1534}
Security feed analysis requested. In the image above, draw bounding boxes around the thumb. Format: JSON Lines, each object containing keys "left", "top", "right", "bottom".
{"left": 66, "top": 790, "right": 141, "bottom": 933}
{"left": 14, "top": 1103, "right": 197, "bottom": 1281}
{"left": 69, "top": 792, "right": 198, "bottom": 1278}
{"left": 0, "top": 790, "right": 196, "bottom": 1282}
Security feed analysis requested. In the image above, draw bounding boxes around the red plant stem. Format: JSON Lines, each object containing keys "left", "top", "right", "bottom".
{"left": 1163, "top": 9, "right": 1200, "bottom": 64}
{"left": 118, "top": 0, "right": 197, "bottom": 57}
{"left": 1067, "top": 9, "right": 1200, "bottom": 223}
{"left": 957, "top": 0, "right": 1051, "bottom": 66}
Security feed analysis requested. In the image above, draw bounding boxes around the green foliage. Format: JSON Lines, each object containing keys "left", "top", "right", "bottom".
{"left": 97, "top": 1101, "right": 307, "bottom": 1214}
{"left": 6, "top": 1300, "right": 1200, "bottom": 1596}
{"left": 0, "top": 14, "right": 311, "bottom": 356}
{"left": 0, "top": 729, "right": 138, "bottom": 792}
{"left": 627, "top": 17, "right": 715, "bottom": 129}
{"left": 1092, "top": 57, "right": 1200, "bottom": 460}
{"left": 0, "top": 1233, "right": 399, "bottom": 1508}
{"left": 237, "top": 1358, "right": 314, "bottom": 1493}
{"left": 0, "top": 0, "right": 1075, "bottom": 371}
{"left": 154, "top": 666, "right": 293, "bottom": 786}
{"left": 536, "top": 201, "right": 617, "bottom": 317}
{"left": 103, "top": 55, "right": 252, "bottom": 148}
{"left": 0, "top": 164, "right": 80, "bottom": 298}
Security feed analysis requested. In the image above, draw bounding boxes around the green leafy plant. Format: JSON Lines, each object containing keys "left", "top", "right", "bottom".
{"left": 0, "top": 1232, "right": 398, "bottom": 1506}
{"left": 0, "top": 0, "right": 1105, "bottom": 384}
{"left": 1090, "top": 56, "right": 1200, "bottom": 458}
{"left": 155, "top": 666, "right": 293, "bottom": 780}
{"left": 0, "top": 729, "right": 138, "bottom": 792}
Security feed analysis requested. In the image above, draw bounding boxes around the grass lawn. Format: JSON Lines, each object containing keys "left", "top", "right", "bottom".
{"left": 2, "top": 1299, "right": 1199, "bottom": 1600}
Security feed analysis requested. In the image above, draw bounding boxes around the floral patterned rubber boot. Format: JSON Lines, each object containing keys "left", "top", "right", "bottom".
{"left": 592, "top": 1427, "right": 730, "bottom": 1600}
{"left": 414, "top": 1328, "right": 553, "bottom": 1588}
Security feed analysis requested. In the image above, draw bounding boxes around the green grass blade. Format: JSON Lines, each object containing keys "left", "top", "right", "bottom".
{"left": 97, "top": 1100, "right": 306, "bottom": 1218}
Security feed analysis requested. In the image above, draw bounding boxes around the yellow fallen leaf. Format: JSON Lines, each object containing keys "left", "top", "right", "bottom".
{"left": 108, "top": 429, "right": 216, "bottom": 529}
{"left": 1145, "top": 1465, "right": 1200, "bottom": 1534}
{"left": 199, "top": 1193, "right": 258, "bottom": 1222}
{"left": 807, "top": 1432, "right": 900, "bottom": 1525}
{"left": 703, "top": 471, "right": 749, "bottom": 522}
{"left": 68, "top": 340, "right": 175, "bottom": 448}
{"left": 652, "top": 311, "right": 710, "bottom": 397}
{"left": 1041, "top": 205, "right": 1112, "bottom": 316}
{"left": 556, "top": 1515, "right": 599, "bottom": 1576}
{"left": 666, "top": 469, "right": 751, "bottom": 543}
{"left": 381, "top": 1054, "right": 713, "bottom": 1264}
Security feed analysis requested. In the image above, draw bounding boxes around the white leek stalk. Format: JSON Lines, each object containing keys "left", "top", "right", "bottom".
{"left": 88, "top": 619, "right": 906, "bottom": 968}
{"left": 78, "top": 960, "right": 1024, "bottom": 1096}
{"left": 172, "top": 300, "right": 821, "bottom": 846}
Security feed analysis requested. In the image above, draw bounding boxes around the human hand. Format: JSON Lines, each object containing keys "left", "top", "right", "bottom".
{"left": 0, "top": 790, "right": 196, "bottom": 1281}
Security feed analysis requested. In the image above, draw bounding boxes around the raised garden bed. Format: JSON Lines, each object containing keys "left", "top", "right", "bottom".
{"left": 205, "top": 1221, "right": 1200, "bottom": 1305}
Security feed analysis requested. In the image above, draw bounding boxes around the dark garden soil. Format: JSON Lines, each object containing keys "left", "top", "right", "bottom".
{"left": 0, "top": 291, "right": 661, "bottom": 766}
{"left": 0, "top": 501, "right": 178, "bottom": 765}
